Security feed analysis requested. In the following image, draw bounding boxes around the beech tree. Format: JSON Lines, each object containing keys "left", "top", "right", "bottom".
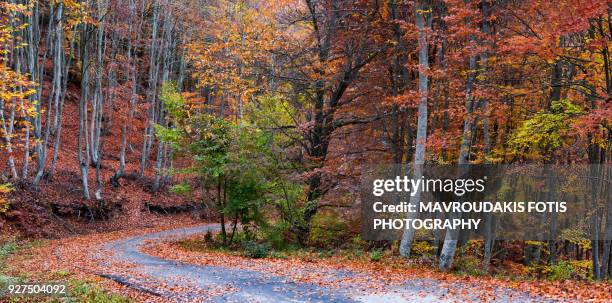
{"left": 399, "top": 0, "right": 431, "bottom": 258}
{"left": 0, "top": 0, "right": 609, "bottom": 279}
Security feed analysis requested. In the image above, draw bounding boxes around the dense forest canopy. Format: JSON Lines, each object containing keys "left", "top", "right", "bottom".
{"left": 0, "top": 0, "right": 610, "bottom": 279}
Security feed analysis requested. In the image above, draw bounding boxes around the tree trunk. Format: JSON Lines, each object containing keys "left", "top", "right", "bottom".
{"left": 33, "top": 3, "right": 64, "bottom": 187}
{"left": 24, "top": 0, "right": 41, "bottom": 181}
{"left": 399, "top": 0, "right": 430, "bottom": 258}
{"left": 154, "top": 10, "right": 174, "bottom": 191}
{"left": 50, "top": 33, "right": 74, "bottom": 179}
{"left": 439, "top": 38, "right": 478, "bottom": 271}
{"left": 78, "top": 11, "right": 92, "bottom": 199}
{"left": 140, "top": 2, "right": 161, "bottom": 177}
{"left": 481, "top": 0, "right": 494, "bottom": 269}
{"left": 602, "top": 163, "right": 612, "bottom": 279}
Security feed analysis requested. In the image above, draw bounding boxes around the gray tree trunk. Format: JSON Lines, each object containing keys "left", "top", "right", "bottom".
{"left": 33, "top": 3, "right": 63, "bottom": 186}
{"left": 15, "top": 49, "right": 31, "bottom": 179}
{"left": 153, "top": 7, "right": 175, "bottom": 192}
{"left": 78, "top": 8, "right": 92, "bottom": 199}
{"left": 24, "top": 0, "right": 41, "bottom": 181}
{"left": 399, "top": 0, "right": 430, "bottom": 258}
{"left": 438, "top": 39, "right": 478, "bottom": 271}
{"left": 50, "top": 32, "right": 75, "bottom": 179}
{"left": 140, "top": 2, "right": 161, "bottom": 177}
{"left": 93, "top": 1, "right": 107, "bottom": 201}
{"left": 480, "top": 0, "right": 494, "bottom": 270}
{"left": 602, "top": 164, "right": 612, "bottom": 279}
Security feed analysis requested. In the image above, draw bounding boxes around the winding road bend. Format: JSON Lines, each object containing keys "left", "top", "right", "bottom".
{"left": 96, "top": 224, "right": 554, "bottom": 303}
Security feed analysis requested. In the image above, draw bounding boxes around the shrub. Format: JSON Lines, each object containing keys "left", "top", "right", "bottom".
{"left": 169, "top": 182, "right": 192, "bottom": 195}
{"left": 0, "top": 183, "right": 14, "bottom": 215}
{"left": 308, "top": 213, "right": 348, "bottom": 248}
{"left": 453, "top": 255, "right": 486, "bottom": 276}
{"left": 263, "top": 222, "right": 292, "bottom": 250}
{"left": 243, "top": 242, "right": 271, "bottom": 258}
{"left": 412, "top": 241, "right": 436, "bottom": 257}
{"left": 547, "top": 261, "right": 573, "bottom": 281}
{"left": 0, "top": 242, "right": 18, "bottom": 259}
{"left": 70, "top": 280, "right": 130, "bottom": 303}
{"left": 348, "top": 235, "right": 366, "bottom": 249}
{"left": 0, "top": 274, "right": 21, "bottom": 285}
{"left": 547, "top": 260, "right": 592, "bottom": 281}
{"left": 0, "top": 241, "right": 18, "bottom": 267}
{"left": 318, "top": 249, "right": 334, "bottom": 259}
{"left": 369, "top": 248, "right": 383, "bottom": 262}
{"left": 55, "top": 269, "right": 71, "bottom": 278}
{"left": 269, "top": 251, "right": 287, "bottom": 259}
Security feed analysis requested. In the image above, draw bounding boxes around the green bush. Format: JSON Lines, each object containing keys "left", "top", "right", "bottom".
{"left": 243, "top": 242, "right": 271, "bottom": 258}
{"left": 169, "top": 182, "right": 192, "bottom": 195}
{"left": 348, "top": 235, "right": 366, "bottom": 250}
{"left": 0, "top": 274, "right": 21, "bottom": 285}
{"left": 263, "top": 222, "right": 293, "bottom": 250}
{"left": 308, "top": 213, "right": 348, "bottom": 248}
{"left": 453, "top": 255, "right": 486, "bottom": 276}
{"left": 0, "top": 241, "right": 18, "bottom": 268}
{"left": 69, "top": 280, "right": 130, "bottom": 303}
{"left": 269, "top": 251, "right": 288, "bottom": 259}
{"left": 412, "top": 241, "right": 436, "bottom": 257}
{"left": 547, "top": 261, "right": 573, "bottom": 281}
{"left": 369, "top": 248, "right": 383, "bottom": 262}
{"left": 547, "top": 260, "right": 591, "bottom": 281}
{"left": 0, "top": 242, "right": 18, "bottom": 260}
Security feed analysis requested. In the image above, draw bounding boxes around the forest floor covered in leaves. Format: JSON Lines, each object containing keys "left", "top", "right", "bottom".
{"left": 3, "top": 219, "right": 610, "bottom": 302}
{"left": 0, "top": 80, "right": 204, "bottom": 240}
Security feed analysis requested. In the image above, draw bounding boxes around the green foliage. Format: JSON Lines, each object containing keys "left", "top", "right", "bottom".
{"left": 547, "top": 261, "right": 574, "bottom": 281}
{"left": 0, "top": 274, "right": 21, "bottom": 285}
{"left": 55, "top": 269, "right": 71, "bottom": 278}
{"left": 509, "top": 99, "right": 583, "bottom": 160}
{"left": 368, "top": 248, "right": 383, "bottom": 262}
{"left": 0, "top": 241, "right": 18, "bottom": 269}
{"left": 0, "top": 242, "right": 18, "bottom": 260}
{"left": 269, "top": 250, "right": 288, "bottom": 259}
{"left": 267, "top": 181, "right": 305, "bottom": 235}
{"left": 308, "top": 213, "right": 349, "bottom": 248}
{"left": 348, "top": 235, "right": 366, "bottom": 250}
{"left": 243, "top": 241, "right": 271, "bottom": 258}
{"left": 247, "top": 93, "right": 303, "bottom": 150}
{"left": 157, "top": 84, "right": 306, "bottom": 246}
{"left": 224, "top": 177, "right": 266, "bottom": 228}
{"left": 68, "top": 280, "right": 130, "bottom": 303}
{"left": 262, "top": 221, "right": 294, "bottom": 250}
{"left": 169, "top": 181, "right": 192, "bottom": 195}
{"left": 453, "top": 255, "right": 486, "bottom": 276}
{"left": 544, "top": 260, "right": 592, "bottom": 281}
{"left": 411, "top": 241, "right": 436, "bottom": 257}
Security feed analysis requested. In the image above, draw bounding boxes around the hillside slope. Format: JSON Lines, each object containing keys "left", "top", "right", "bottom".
{"left": 0, "top": 80, "right": 199, "bottom": 238}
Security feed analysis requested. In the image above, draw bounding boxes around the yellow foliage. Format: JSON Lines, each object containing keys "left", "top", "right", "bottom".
{"left": 187, "top": 0, "right": 284, "bottom": 116}
{"left": 0, "top": 1, "right": 38, "bottom": 158}
{"left": 0, "top": 183, "right": 14, "bottom": 214}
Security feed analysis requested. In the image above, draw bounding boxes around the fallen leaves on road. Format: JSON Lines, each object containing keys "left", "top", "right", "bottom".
{"left": 143, "top": 233, "right": 612, "bottom": 303}
{"left": 5, "top": 215, "right": 205, "bottom": 302}
{"left": 6, "top": 224, "right": 612, "bottom": 303}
